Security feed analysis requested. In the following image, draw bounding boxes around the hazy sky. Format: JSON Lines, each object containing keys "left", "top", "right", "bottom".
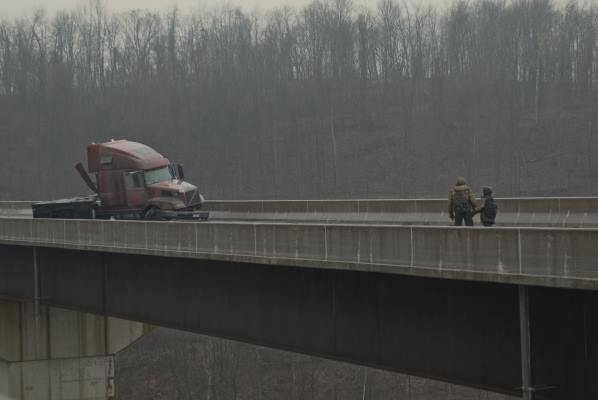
{"left": 0, "top": 0, "right": 455, "bottom": 17}
{"left": 0, "top": 0, "right": 583, "bottom": 18}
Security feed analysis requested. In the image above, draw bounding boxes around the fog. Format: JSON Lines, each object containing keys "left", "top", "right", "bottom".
{"left": 1, "top": 0, "right": 596, "bottom": 200}
{"left": 0, "top": 0, "right": 581, "bottom": 20}
{"left": 4, "top": 0, "right": 454, "bottom": 17}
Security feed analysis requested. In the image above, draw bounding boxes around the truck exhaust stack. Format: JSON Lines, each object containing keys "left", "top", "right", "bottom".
{"left": 75, "top": 162, "right": 98, "bottom": 194}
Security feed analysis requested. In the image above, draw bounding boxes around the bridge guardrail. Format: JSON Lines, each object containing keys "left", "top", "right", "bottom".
{"left": 204, "top": 197, "right": 598, "bottom": 227}
{"left": 3, "top": 197, "right": 598, "bottom": 227}
{"left": 0, "top": 201, "right": 35, "bottom": 218}
{"left": 0, "top": 217, "right": 597, "bottom": 290}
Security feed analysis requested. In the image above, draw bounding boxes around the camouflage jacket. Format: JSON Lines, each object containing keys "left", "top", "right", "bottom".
{"left": 448, "top": 185, "right": 477, "bottom": 215}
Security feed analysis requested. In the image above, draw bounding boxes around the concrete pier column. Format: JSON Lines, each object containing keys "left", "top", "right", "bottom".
{"left": 0, "top": 300, "right": 150, "bottom": 400}
{"left": 0, "top": 359, "right": 9, "bottom": 399}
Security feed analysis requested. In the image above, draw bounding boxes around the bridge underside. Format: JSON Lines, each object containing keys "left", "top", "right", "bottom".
{"left": 0, "top": 244, "right": 596, "bottom": 399}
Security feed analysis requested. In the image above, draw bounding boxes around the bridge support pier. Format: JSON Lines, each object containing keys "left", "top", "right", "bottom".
{"left": 0, "top": 359, "right": 9, "bottom": 398}
{"left": 0, "top": 300, "right": 151, "bottom": 400}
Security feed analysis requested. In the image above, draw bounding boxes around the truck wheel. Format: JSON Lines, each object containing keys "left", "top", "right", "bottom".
{"left": 143, "top": 206, "right": 160, "bottom": 220}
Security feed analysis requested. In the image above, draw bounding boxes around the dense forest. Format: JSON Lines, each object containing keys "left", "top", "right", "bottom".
{"left": 116, "top": 328, "right": 517, "bottom": 400}
{"left": 1, "top": 0, "right": 597, "bottom": 200}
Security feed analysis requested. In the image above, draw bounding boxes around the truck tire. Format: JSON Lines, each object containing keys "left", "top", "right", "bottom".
{"left": 143, "top": 206, "right": 160, "bottom": 220}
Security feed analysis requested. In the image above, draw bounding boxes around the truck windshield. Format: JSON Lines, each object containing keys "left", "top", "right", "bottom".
{"left": 144, "top": 167, "right": 173, "bottom": 185}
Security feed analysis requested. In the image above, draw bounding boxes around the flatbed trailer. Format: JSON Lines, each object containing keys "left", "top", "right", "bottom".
{"left": 32, "top": 196, "right": 99, "bottom": 219}
{"left": 32, "top": 195, "right": 209, "bottom": 220}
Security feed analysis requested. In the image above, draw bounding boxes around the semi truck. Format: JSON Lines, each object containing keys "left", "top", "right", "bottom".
{"left": 32, "top": 140, "right": 208, "bottom": 220}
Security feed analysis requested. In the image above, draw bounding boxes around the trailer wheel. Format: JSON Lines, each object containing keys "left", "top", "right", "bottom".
{"left": 143, "top": 206, "right": 160, "bottom": 220}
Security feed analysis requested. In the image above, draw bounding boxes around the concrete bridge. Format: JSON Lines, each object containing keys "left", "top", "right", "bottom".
{"left": 1, "top": 198, "right": 598, "bottom": 399}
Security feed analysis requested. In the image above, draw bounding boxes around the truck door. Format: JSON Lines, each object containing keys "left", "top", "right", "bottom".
{"left": 124, "top": 171, "right": 146, "bottom": 209}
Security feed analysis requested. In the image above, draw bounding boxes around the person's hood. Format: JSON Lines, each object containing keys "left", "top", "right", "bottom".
{"left": 454, "top": 184, "right": 471, "bottom": 192}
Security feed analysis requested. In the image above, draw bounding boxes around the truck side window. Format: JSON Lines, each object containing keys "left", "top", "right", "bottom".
{"left": 125, "top": 172, "right": 144, "bottom": 188}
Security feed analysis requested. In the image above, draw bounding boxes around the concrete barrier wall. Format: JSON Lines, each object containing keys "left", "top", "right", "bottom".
{"left": 0, "top": 201, "right": 34, "bottom": 218}
{"left": 204, "top": 197, "right": 598, "bottom": 227}
{"left": 1, "top": 217, "right": 597, "bottom": 290}
{"left": 4, "top": 197, "right": 598, "bottom": 226}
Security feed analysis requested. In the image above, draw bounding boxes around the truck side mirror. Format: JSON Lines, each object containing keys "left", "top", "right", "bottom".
{"left": 176, "top": 164, "right": 185, "bottom": 181}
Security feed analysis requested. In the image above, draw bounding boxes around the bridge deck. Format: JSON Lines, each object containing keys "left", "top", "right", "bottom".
{"left": 0, "top": 216, "right": 597, "bottom": 290}
{"left": 3, "top": 197, "right": 598, "bottom": 227}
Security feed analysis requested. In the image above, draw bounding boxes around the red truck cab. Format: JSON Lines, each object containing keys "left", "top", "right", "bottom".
{"left": 33, "top": 139, "right": 207, "bottom": 220}
{"left": 85, "top": 140, "right": 204, "bottom": 218}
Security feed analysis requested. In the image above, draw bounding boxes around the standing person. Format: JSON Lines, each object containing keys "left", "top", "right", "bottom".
{"left": 478, "top": 186, "right": 498, "bottom": 227}
{"left": 448, "top": 177, "right": 477, "bottom": 226}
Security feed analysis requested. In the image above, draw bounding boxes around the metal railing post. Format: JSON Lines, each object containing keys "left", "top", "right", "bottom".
{"left": 519, "top": 285, "right": 534, "bottom": 400}
{"left": 33, "top": 246, "right": 40, "bottom": 317}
